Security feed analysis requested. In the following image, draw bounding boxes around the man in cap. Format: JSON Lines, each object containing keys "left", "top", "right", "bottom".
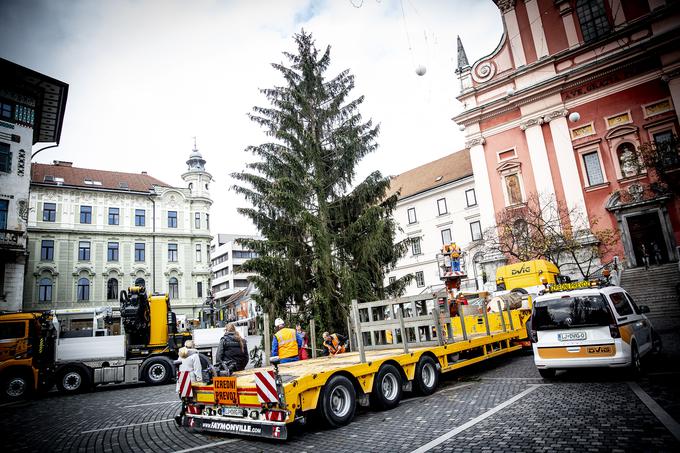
{"left": 271, "top": 318, "right": 303, "bottom": 363}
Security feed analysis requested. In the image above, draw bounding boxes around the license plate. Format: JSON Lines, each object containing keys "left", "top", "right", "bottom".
{"left": 222, "top": 407, "right": 244, "bottom": 417}
{"left": 558, "top": 331, "right": 586, "bottom": 341}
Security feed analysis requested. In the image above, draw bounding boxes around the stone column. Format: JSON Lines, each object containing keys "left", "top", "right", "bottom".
{"left": 525, "top": 0, "right": 548, "bottom": 59}
{"left": 466, "top": 137, "right": 496, "bottom": 231}
{"left": 608, "top": 0, "right": 626, "bottom": 27}
{"left": 545, "top": 110, "right": 590, "bottom": 230}
{"left": 668, "top": 76, "right": 680, "bottom": 126}
{"left": 520, "top": 118, "right": 556, "bottom": 202}
{"left": 558, "top": 3, "right": 580, "bottom": 48}
{"left": 496, "top": 0, "right": 526, "bottom": 67}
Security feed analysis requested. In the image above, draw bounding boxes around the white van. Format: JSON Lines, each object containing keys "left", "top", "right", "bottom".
{"left": 530, "top": 283, "right": 661, "bottom": 378}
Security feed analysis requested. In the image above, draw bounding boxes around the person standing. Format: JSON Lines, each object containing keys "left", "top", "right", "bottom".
{"left": 640, "top": 244, "right": 650, "bottom": 270}
{"left": 216, "top": 323, "right": 249, "bottom": 374}
{"left": 272, "top": 318, "right": 303, "bottom": 363}
{"left": 296, "top": 324, "right": 310, "bottom": 360}
{"left": 175, "top": 345, "right": 202, "bottom": 426}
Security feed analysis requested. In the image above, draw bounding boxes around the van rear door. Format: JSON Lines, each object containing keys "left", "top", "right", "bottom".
{"left": 532, "top": 294, "right": 615, "bottom": 351}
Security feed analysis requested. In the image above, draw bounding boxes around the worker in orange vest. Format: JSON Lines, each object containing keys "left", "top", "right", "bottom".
{"left": 322, "top": 332, "right": 347, "bottom": 356}
{"left": 272, "top": 318, "right": 303, "bottom": 363}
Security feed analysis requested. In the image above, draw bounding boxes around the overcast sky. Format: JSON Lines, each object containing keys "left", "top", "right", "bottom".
{"left": 1, "top": 0, "right": 502, "bottom": 235}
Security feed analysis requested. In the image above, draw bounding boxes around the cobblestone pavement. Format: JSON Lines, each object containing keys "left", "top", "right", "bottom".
{"left": 3, "top": 337, "right": 679, "bottom": 452}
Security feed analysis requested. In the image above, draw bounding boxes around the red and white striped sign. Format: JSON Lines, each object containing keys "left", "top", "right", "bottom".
{"left": 442, "top": 270, "right": 466, "bottom": 277}
{"left": 254, "top": 370, "right": 279, "bottom": 403}
{"left": 264, "top": 410, "right": 285, "bottom": 421}
{"left": 178, "top": 371, "right": 193, "bottom": 398}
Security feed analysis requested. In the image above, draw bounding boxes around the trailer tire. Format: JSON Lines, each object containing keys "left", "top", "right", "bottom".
{"left": 56, "top": 365, "right": 90, "bottom": 394}
{"left": 1, "top": 370, "right": 33, "bottom": 401}
{"left": 142, "top": 357, "right": 172, "bottom": 385}
{"left": 370, "top": 364, "right": 403, "bottom": 410}
{"left": 318, "top": 375, "right": 356, "bottom": 428}
{"left": 414, "top": 356, "right": 439, "bottom": 396}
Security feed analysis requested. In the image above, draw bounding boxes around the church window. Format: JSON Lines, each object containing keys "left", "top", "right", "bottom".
{"left": 576, "top": 0, "right": 611, "bottom": 43}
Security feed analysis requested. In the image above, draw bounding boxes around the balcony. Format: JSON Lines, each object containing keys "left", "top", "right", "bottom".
{"left": 0, "top": 229, "right": 26, "bottom": 252}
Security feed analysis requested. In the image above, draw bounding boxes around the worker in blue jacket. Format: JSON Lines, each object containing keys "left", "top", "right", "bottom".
{"left": 271, "top": 318, "right": 304, "bottom": 363}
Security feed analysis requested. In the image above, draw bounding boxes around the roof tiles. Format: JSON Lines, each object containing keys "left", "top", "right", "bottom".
{"left": 389, "top": 149, "right": 472, "bottom": 199}
{"left": 31, "top": 163, "right": 172, "bottom": 192}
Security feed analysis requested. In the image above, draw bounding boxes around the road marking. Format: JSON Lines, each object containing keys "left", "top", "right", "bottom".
{"left": 172, "top": 439, "right": 239, "bottom": 452}
{"left": 628, "top": 381, "right": 680, "bottom": 442}
{"left": 402, "top": 382, "right": 477, "bottom": 404}
{"left": 123, "top": 400, "right": 180, "bottom": 408}
{"left": 410, "top": 385, "right": 544, "bottom": 453}
{"left": 80, "top": 418, "right": 174, "bottom": 434}
{"left": 481, "top": 377, "right": 544, "bottom": 380}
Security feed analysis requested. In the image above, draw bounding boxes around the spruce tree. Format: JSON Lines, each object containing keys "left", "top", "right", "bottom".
{"left": 233, "top": 31, "right": 411, "bottom": 334}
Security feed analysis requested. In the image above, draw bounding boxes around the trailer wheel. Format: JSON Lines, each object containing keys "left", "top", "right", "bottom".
{"left": 318, "top": 375, "right": 356, "bottom": 427}
{"left": 414, "top": 356, "right": 439, "bottom": 396}
{"left": 57, "top": 365, "right": 90, "bottom": 394}
{"left": 370, "top": 364, "right": 403, "bottom": 410}
{"left": 143, "top": 357, "right": 172, "bottom": 385}
{"left": 2, "top": 371, "right": 32, "bottom": 401}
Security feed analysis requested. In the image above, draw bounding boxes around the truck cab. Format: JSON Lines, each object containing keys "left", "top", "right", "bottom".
{"left": 0, "top": 311, "right": 56, "bottom": 401}
{"left": 495, "top": 259, "right": 563, "bottom": 294}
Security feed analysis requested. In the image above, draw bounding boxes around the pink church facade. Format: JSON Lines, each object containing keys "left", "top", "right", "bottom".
{"left": 454, "top": 0, "right": 680, "bottom": 269}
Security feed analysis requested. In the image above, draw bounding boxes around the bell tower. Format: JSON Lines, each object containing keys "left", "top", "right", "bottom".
{"left": 181, "top": 138, "right": 212, "bottom": 199}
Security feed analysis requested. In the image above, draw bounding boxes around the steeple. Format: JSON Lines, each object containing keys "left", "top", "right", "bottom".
{"left": 182, "top": 137, "right": 212, "bottom": 198}
{"left": 186, "top": 137, "right": 206, "bottom": 172}
{"left": 456, "top": 36, "right": 470, "bottom": 72}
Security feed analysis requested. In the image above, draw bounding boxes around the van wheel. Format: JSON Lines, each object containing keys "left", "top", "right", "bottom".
{"left": 511, "top": 288, "right": 528, "bottom": 294}
{"left": 651, "top": 330, "right": 662, "bottom": 354}
{"left": 538, "top": 368, "right": 555, "bottom": 379}
{"left": 414, "top": 356, "right": 439, "bottom": 396}
{"left": 143, "top": 358, "right": 172, "bottom": 385}
{"left": 370, "top": 364, "right": 403, "bottom": 410}
{"left": 318, "top": 375, "right": 356, "bottom": 427}
{"left": 630, "top": 343, "right": 643, "bottom": 378}
{"left": 57, "top": 365, "right": 90, "bottom": 394}
{"left": 2, "top": 371, "right": 33, "bottom": 401}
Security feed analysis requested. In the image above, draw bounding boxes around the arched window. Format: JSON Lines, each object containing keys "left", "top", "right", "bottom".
{"left": 107, "top": 278, "right": 118, "bottom": 300}
{"left": 616, "top": 143, "right": 639, "bottom": 178}
{"left": 39, "top": 278, "right": 53, "bottom": 303}
{"left": 77, "top": 278, "right": 90, "bottom": 301}
{"left": 169, "top": 277, "right": 179, "bottom": 299}
{"left": 576, "top": 0, "right": 611, "bottom": 43}
{"left": 134, "top": 277, "right": 145, "bottom": 288}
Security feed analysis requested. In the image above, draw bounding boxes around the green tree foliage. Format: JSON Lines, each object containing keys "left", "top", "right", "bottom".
{"left": 232, "top": 31, "right": 412, "bottom": 334}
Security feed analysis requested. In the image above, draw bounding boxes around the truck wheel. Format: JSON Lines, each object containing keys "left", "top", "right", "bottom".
{"left": 2, "top": 371, "right": 32, "bottom": 401}
{"left": 318, "top": 375, "right": 356, "bottom": 428}
{"left": 414, "top": 356, "right": 439, "bottom": 396}
{"left": 370, "top": 364, "right": 403, "bottom": 410}
{"left": 57, "top": 365, "right": 90, "bottom": 394}
{"left": 143, "top": 358, "right": 172, "bottom": 385}
{"left": 538, "top": 368, "right": 555, "bottom": 379}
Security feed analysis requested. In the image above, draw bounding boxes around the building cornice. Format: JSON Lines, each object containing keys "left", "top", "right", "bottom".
{"left": 30, "top": 182, "right": 159, "bottom": 196}
{"left": 26, "top": 226, "right": 213, "bottom": 240}
{"left": 454, "top": 27, "right": 680, "bottom": 126}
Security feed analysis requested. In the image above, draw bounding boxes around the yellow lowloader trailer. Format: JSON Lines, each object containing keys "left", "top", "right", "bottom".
{"left": 180, "top": 293, "right": 532, "bottom": 440}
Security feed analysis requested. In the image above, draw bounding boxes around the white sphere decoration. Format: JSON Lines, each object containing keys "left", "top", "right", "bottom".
{"left": 506, "top": 87, "right": 515, "bottom": 97}
{"left": 458, "top": 124, "right": 465, "bottom": 131}
{"left": 415, "top": 65, "right": 427, "bottom": 76}
{"left": 568, "top": 111, "right": 581, "bottom": 123}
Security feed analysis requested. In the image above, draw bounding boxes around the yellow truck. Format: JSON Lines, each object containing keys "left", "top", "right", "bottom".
{"left": 0, "top": 286, "right": 188, "bottom": 401}
{"left": 180, "top": 294, "right": 531, "bottom": 439}
{"left": 495, "top": 259, "right": 562, "bottom": 293}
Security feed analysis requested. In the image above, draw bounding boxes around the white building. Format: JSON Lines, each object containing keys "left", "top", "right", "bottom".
{"left": 23, "top": 147, "right": 213, "bottom": 320}
{"left": 387, "top": 149, "right": 486, "bottom": 295}
{"left": 210, "top": 233, "right": 259, "bottom": 323}
{"left": 0, "top": 58, "right": 68, "bottom": 312}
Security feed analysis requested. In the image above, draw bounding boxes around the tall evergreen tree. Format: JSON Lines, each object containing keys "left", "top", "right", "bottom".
{"left": 232, "top": 31, "right": 411, "bottom": 333}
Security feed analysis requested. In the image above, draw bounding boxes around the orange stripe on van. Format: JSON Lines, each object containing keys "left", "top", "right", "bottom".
{"left": 537, "top": 344, "right": 616, "bottom": 358}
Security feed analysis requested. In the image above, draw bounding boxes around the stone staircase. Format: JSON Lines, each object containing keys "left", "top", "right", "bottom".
{"left": 619, "top": 262, "right": 680, "bottom": 331}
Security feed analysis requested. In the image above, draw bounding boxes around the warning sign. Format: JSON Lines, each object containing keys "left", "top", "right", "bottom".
{"left": 213, "top": 377, "right": 238, "bottom": 406}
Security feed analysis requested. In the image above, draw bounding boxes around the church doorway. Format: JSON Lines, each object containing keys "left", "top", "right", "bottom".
{"left": 625, "top": 212, "right": 668, "bottom": 267}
